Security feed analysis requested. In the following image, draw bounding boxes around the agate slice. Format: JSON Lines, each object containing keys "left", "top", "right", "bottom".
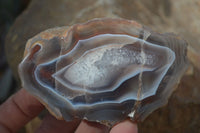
{"left": 18, "top": 18, "right": 188, "bottom": 126}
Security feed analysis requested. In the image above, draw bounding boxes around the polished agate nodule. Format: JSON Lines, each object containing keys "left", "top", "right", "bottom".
{"left": 18, "top": 18, "right": 188, "bottom": 126}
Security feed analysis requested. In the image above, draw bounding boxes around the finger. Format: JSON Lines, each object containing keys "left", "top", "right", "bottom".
{"left": 110, "top": 120, "right": 138, "bottom": 133}
{"left": 75, "top": 120, "right": 109, "bottom": 133}
{"left": 35, "top": 114, "right": 81, "bottom": 133}
{"left": 0, "top": 89, "right": 44, "bottom": 133}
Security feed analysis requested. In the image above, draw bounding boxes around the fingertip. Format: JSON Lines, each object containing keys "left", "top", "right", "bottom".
{"left": 12, "top": 89, "right": 44, "bottom": 117}
{"left": 0, "top": 89, "right": 44, "bottom": 132}
{"left": 110, "top": 120, "right": 138, "bottom": 133}
{"left": 75, "top": 120, "right": 109, "bottom": 133}
{"left": 35, "top": 114, "right": 80, "bottom": 133}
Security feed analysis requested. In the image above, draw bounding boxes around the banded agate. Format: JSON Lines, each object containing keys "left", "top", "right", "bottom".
{"left": 18, "top": 18, "right": 188, "bottom": 126}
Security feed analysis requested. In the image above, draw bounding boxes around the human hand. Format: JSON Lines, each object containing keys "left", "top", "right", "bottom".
{"left": 0, "top": 89, "right": 138, "bottom": 133}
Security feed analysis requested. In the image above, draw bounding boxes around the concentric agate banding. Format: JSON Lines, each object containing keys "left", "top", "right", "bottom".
{"left": 19, "top": 18, "right": 188, "bottom": 126}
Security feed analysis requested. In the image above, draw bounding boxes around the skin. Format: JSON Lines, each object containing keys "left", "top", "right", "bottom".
{"left": 0, "top": 89, "right": 138, "bottom": 133}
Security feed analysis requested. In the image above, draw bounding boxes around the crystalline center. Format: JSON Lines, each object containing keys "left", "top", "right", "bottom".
{"left": 63, "top": 45, "right": 156, "bottom": 89}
